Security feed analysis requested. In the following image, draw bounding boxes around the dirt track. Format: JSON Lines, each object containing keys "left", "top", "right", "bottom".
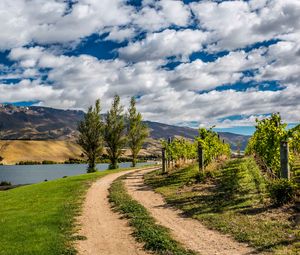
{"left": 75, "top": 168, "right": 159, "bottom": 255}
{"left": 125, "top": 169, "right": 258, "bottom": 255}
{"left": 76, "top": 167, "right": 260, "bottom": 255}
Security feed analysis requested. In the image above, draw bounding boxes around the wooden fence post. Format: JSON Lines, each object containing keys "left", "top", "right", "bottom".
{"left": 162, "top": 147, "right": 167, "bottom": 174}
{"left": 280, "top": 141, "right": 290, "bottom": 179}
{"left": 198, "top": 141, "right": 204, "bottom": 174}
{"left": 168, "top": 137, "right": 172, "bottom": 170}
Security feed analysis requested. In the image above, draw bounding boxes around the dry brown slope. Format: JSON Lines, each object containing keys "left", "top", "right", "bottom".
{"left": 0, "top": 140, "right": 83, "bottom": 165}
{"left": 0, "top": 138, "right": 161, "bottom": 165}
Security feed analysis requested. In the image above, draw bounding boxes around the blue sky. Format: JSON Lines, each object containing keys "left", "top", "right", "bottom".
{"left": 0, "top": 0, "right": 299, "bottom": 135}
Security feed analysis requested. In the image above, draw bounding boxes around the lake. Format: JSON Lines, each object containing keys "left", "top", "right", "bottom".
{"left": 0, "top": 162, "right": 152, "bottom": 185}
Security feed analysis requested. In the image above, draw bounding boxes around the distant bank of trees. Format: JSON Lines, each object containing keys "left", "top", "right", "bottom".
{"left": 77, "top": 95, "right": 149, "bottom": 172}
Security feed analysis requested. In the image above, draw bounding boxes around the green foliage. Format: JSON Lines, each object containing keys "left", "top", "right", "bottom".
{"left": 77, "top": 99, "right": 104, "bottom": 173}
{"left": 17, "top": 160, "right": 62, "bottom": 165}
{"left": 103, "top": 95, "right": 126, "bottom": 169}
{"left": 245, "top": 114, "right": 286, "bottom": 174}
{"left": 16, "top": 161, "right": 42, "bottom": 165}
{"left": 127, "top": 97, "right": 149, "bottom": 167}
{"left": 0, "top": 181, "right": 11, "bottom": 186}
{"left": 290, "top": 127, "right": 300, "bottom": 155}
{"left": 77, "top": 95, "right": 148, "bottom": 170}
{"left": 42, "top": 160, "right": 58, "bottom": 165}
{"left": 196, "top": 128, "right": 231, "bottom": 166}
{"left": 245, "top": 113, "right": 299, "bottom": 176}
{"left": 161, "top": 137, "right": 197, "bottom": 165}
{"left": 268, "top": 179, "right": 297, "bottom": 206}
{"left": 64, "top": 158, "right": 86, "bottom": 164}
{"left": 0, "top": 168, "right": 134, "bottom": 255}
{"left": 160, "top": 128, "right": 230, "bottom": 170}
{"left": 109, "top": 176, "right": 196, "bottom": 255}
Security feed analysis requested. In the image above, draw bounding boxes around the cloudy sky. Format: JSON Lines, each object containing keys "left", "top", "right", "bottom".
{"left": 0, "top": 0, "right": 299, "bottom": 135}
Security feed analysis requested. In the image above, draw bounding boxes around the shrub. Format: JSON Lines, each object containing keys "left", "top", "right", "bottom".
{"left": 16, "top": 161, "right": 41, "bottom": 165}
{"left": 0, "top": 181, "right": 11, "bottom": 186}
{"left": 64, "top": 158, "right": 86, "bottom": 164}
{"left": 268, "top": 179, "right": 297, "bottom": 205}
{"left": 42, "top": 160, "right": 57, "bottom": 165}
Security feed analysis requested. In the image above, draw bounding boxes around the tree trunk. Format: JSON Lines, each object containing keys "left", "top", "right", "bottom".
{"left": 132, "top": 156, "right": 136, "bottom": 167}
{"left": 87, "top": 156, "right": 96, "bottom": 173}
{"left": 109, "top": 157, "right": 118, "bottom": 169}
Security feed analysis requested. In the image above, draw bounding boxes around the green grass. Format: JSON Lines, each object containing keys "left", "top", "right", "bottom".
{"left": 0, "top": 166, "right": 151, "bottom": 255}
{"left": 145, "top": 158, "right": 300, "bottom": 254}
{"left": 109, "top": 175, "right": 196, "bottom": 255}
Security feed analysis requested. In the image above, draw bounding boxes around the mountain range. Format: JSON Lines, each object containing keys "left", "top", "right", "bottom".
{"left": 0, "top": 105, "right": 250, "bottom": 150}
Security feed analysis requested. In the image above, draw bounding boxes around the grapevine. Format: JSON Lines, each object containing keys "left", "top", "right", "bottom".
{"left": 161, "top": 128, "right": 230, "bottom": 170}
{"left": 161, "top": 137, "right": 197, "bottom": 168}
{"left": 245, "top": 113, "right": 300, "bottom": 176}
{"left": 196, "top": 128, "right": 230, "bottom": 166}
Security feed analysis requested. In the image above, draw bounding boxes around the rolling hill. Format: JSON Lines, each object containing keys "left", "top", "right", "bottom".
{"left": 0, "top": 140, "right": 83, "bottom": 165}
{"left": 0, "top": 105, "right": 250, "bottom": 150}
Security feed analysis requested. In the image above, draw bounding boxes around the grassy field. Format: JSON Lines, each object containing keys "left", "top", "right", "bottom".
{"left": 0, "top": 140, "right": 83, "bottom": 165}
{"left": 145, "top": 158, "right": 300, "bottom": 254}
{"left": 0, "top": 167, "right": 140, "bottom": 255}
{"left": 109, "top": 175, "right": 196, "bottom": 255}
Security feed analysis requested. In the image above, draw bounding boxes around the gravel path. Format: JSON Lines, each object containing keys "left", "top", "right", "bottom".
{"left": 125, "top": 169, "right": 260, "bottom": 255}
{"left": 75, "top": 167, "right": 159, "bottom": 255}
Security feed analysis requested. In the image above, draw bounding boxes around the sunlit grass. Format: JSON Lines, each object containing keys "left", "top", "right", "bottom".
{"left": 109, "top": 175, "right": 196, "bottom": 255}
{"left": 0, "top": 166, "right": 148, "bottom": 255}
{"left": 145, "top": 158, "right": 300, "bottom": 254}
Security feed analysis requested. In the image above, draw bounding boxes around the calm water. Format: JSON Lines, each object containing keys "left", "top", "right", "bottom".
{"left": 0, "top": 162, "right": 151, "bottom": 185}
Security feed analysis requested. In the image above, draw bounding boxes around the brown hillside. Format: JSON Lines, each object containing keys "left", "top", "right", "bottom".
{"left": 0, "top": 138, "right": 161, "bottom": 165}
{"left": 0, "top": 140, "right": 83, "bottom": 165}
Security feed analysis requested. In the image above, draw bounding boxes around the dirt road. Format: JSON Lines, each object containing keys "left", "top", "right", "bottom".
{"left": 76, "top": 167, "right": 259, "bottom": 255}
{"left": 75, "top": 167, "right": 159, "bottom": 255}
{"left": 125, "top": 169, "right": 258, "bottom": 255}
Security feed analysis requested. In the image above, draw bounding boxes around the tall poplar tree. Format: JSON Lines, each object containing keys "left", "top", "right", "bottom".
{"left": 77, "top": 99, "right": 103, "bottom": 173}
{"left": 127, "top": 97, "right": 149, "bottom": 167}
{"left": 103, "top": 95, "right": 126, "bottom": 169}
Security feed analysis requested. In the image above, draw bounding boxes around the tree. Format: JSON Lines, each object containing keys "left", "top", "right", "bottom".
{"left": 77, "top": 99, "right": 103, "bottom": 173}
{"left": 127, "top": 97, "right": 149, "bottom": 167}
{"left": 103, "top": 95, "right": 126, "bottom": 169}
